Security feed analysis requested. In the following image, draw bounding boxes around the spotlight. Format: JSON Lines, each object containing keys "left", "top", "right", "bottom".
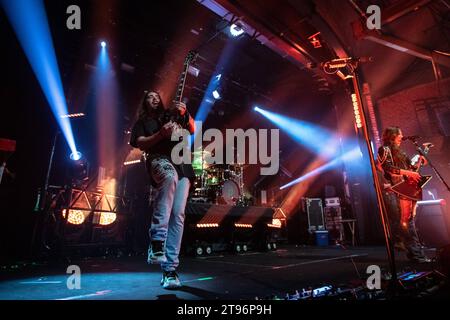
{"left": 68, "top": 151, "right": 89, "bottom": 186}
{"left": 212, "top": 90, "right": 221, "bottom": 100}
{"left": 62, "top": 209, "right": 89, "bottom": 225}
{"left": 96, "top": 212, "right": 117, "bottom": 226}
{"left": 70, "top": 151, "right": 82, "bottom": 161}
{"left": 230, "top": 23, "right": 245, "bottom": 37}
{"left": 100, "top": 41, "right": 106, "bottom": 48}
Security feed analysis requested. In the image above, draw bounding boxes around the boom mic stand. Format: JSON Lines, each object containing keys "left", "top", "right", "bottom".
{"left": 411, "top": 139, "right": 450, "bottom": 195}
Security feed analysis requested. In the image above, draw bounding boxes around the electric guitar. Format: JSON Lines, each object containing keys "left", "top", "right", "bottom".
{"left": 158, "top": 50, "right": 198, "bottom": 128}
{"left": 390, "top": 143, "right": 433, "bottom": 201}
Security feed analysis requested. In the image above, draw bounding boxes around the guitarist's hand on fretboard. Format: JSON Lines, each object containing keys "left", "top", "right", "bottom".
{"left": 171, "top": 101, "right": 187, "bottom": 116}
{"left": 418, "top": 155, "right": 428, "bottom": 166}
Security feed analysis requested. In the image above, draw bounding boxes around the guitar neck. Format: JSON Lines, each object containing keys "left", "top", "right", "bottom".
{"left": 174, "top": 64, "right": 190, "bottom": 103}
{"left": 174, "top": 50, "right": 198, "bottom": 103}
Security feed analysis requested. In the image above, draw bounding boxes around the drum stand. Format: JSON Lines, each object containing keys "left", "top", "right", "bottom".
{"left": 236, "top": 164, "right": 246, "bottom": 205}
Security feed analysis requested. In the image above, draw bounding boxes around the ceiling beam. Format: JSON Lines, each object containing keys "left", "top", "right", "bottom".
{"left": 380, "top": 0, "right": 432, "bottom": 26}
{"left": 363, "top": 30, "right": 450, "bottom": 68}
{"left": 197, "top": 0, "right": 344, "bottom": 84}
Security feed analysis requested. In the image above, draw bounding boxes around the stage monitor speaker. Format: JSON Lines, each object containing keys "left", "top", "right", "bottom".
{"left": 183, "top": 203, "right": 276, "bottom": 253}
{"left": 416, "top": 199, "right": 450, "bottom": 248}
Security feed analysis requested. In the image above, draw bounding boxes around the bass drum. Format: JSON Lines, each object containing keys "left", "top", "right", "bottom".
{"left": 217, "top": 179, "right": 240, "bottom": 205}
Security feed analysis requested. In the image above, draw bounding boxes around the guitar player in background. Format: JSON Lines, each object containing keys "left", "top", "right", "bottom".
{"left": 130, "top": 90, "right": 195, "bottom": 289}
{"left": 378, "top": 126, "right": 431, "bottom": 263}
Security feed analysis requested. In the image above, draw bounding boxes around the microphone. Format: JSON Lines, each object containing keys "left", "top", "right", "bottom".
{"left": 402, "top": 135, "right": 421, "bottom": 141}
{"left": 321, "top": 57, "right": 373, "bottom": 69}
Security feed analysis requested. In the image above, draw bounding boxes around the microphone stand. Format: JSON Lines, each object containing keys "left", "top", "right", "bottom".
{"left": 412, "top": 139, "right": 450, "bottom": 194}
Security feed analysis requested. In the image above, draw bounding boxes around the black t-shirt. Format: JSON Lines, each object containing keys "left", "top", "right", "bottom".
{"left": 129, "top": 115, "right": 195, "bottom": 184}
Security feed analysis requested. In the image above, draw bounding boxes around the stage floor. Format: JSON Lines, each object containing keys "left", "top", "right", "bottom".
{"left": 0, "top": 245, "right": 444, "bottom": 300}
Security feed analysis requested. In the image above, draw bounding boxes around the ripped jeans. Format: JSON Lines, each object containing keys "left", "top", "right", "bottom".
{"left": 149, "top": 157, "right": 190, "bottom": 272}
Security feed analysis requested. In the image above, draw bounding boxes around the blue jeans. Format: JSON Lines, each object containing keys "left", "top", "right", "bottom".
{"left": 149, "top": 157, "right": 190, "bottom": 272}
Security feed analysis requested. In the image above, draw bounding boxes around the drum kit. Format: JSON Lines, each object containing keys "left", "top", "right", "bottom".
{"left": 191, "top": 150, "right": 246, "bottom": 205}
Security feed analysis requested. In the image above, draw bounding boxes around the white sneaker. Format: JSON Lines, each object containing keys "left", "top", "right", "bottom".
{"left": 161, "top": 271, "right": 182, "bottom": 289}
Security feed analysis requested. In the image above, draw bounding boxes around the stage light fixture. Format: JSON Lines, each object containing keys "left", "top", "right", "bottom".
{"left": 234, "top": 223, "right": 253, "bottom": 228}
{"left": 212, "top": 90, "right": 221, "bottom": 100}
{"left": 123, "top": 159, "right": 141, "bottom": 166}
{"left": 272, "top": 219, "right": 282, "bottom": 227}
{"left": 70, "top": 151, "right": 82, "bottom": 161}
{"left": 60, "top": 113, "right": 85, "bottom": 119}
{"left": 230, "top": 23, "right": 244, "bottom": 37}
{"left": 100, "top": 41, "right": 106, "bottom": 48}
{"left": 98, "top": 212, "right": 117, "bottom": 226}
{"left": 351, "top": 93, "right": 363, "bottom": 128}
{"left": 196, "top": 223, "right": 219, "bottom": 228}
{"left": 62, "top": 209, "right": 89, "bottom": 225}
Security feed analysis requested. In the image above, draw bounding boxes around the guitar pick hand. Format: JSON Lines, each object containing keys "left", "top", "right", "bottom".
{"left": 160, "top": 121, "right": 177, "bottom": 138}
{"left": 405, "top": 170, "right": 421, "bottom": 183}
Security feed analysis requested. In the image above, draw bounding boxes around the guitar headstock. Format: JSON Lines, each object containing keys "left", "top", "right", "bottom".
{"left": 185, "top": 50, "right": 199, "bottom": 66}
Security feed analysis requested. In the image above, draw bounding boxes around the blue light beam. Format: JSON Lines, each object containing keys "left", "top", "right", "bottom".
{"left": 195, "top": 40, "right": 237, "bottom": 124}
{"left": 279, "top": 147, "right": 362, "bottom": 190}
{"left": 254, "top": 106, "right": 339, "bottom": 157}
{"left": 2, "top": 0, "right": 78, "bottom": 155}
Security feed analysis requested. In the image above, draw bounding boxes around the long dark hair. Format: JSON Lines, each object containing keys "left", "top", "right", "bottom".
{"left": 382, "top": 126, "right": 401, "bottom": 147}
{"left": 137, "top": 90, "right": 165, "bottom": 121}
{"left": 382, "top": 126, "right": 408, "bottom": 165}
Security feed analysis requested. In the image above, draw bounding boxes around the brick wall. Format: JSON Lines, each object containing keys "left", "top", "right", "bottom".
{"left": 376, "top": 78, "right": 450, "bottom": 156}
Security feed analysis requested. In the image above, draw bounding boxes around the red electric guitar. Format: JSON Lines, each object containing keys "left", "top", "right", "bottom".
{"left": 390, "top": 143, "right": 433, "bottom": 201}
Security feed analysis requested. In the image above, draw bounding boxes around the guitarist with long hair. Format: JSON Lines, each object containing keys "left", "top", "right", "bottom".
{"left": 378, "top": 126, "right": 430, "bottom": 263}
{"left": 130, "top": 90, "right": 195, "bottom": 289}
